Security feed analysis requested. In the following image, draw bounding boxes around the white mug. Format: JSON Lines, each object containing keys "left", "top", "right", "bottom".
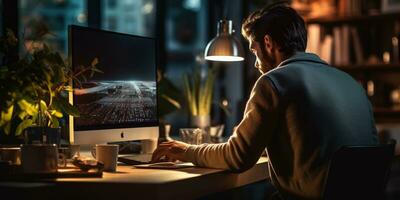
{"left": 91, "top": 144, "right": 119, "bottom": 172}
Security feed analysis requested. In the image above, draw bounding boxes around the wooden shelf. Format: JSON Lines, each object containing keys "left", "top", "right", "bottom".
{"left": 375, "top": 107, "right": 400, "bottom": 113}
{"left": 305, "top": 12, "right": 400, "bottom": 25}
{"left": 334, "top": 63, "right": 400, "bottom": 73}
{"left": 374, "top": 107, "right": 400, "bottom": 123}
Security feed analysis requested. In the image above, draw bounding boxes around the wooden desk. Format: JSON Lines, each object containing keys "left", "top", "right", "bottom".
{"left": 0, "top": 157, "right": 269, "bottom": 200}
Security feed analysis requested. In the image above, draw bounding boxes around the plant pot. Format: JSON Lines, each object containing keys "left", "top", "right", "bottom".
{"left": 24, "top": 127, "right": 61, "bottom": 145}
{"left": 190, "top": 115, "right": 210, "bottom": 129}
{"left": 21, "top": 144, "right": 59, "bottom": 173}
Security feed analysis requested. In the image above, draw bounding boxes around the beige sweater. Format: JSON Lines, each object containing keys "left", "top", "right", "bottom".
{"left": 184, "top": 52, "right": 378, "bottom": 199}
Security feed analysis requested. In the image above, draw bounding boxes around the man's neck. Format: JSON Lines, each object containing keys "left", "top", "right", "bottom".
{"left": 274, "top": 51, "right": 294, "bottom": 68}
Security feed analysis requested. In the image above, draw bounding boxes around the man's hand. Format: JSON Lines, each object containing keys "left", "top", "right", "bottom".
{"left": 151, "top": 140, "right": 190, "bottom": 163}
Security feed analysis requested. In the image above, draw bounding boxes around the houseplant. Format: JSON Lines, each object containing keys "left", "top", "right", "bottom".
{"left": 183, "top": 65, "right": 218, "bottom": 128}
{"left": 0, "top": 29, "right": 100, "bottom": 144}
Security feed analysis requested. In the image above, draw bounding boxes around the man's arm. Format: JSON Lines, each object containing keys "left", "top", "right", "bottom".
{"left": 183, "top": 76, "right": 281, "bottom": 172}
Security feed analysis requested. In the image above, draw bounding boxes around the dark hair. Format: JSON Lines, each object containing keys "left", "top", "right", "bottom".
{"left": 241, "top": 2, "right": 307, "bottom": 56}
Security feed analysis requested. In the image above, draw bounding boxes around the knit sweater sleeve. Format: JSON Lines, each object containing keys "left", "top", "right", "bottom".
{"left": 183, "top": 76, "right": 280, "bottom": 172}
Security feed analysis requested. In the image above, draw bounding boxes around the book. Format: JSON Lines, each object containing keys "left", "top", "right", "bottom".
{"left": 333, "top": 27, "right": 342, "bottom": 65}
{"left": 306, "top": 24, "right": 321, "bottom": 55}
{"left": 350, "top": 27, "right": 364, "bottom": 64}
{"left": 320, "top": 35, "right": 333, "bottom": 64}
{"left": 341, "top": 25, "right": 350, "bottom": 65}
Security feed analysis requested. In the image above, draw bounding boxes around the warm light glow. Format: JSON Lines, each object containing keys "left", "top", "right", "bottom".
{"left": 205, "top": 56, "right": 244, "bottom": 62}
{"left": 143, "top": 3, "right": 154, "bottom": 14}
{"left": 222, "top": 99, "right": 229, "bottom": 106}
{"left": 77, "top": 13, "right": 87, "bottom": 23}
{"left": 367, "top": 80, "right": 374, "bottom": 97}
{"left": 383, "top": 51, "right": 390, "bottom": 63}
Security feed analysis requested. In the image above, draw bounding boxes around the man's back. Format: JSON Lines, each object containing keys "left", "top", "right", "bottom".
{"left": 265, "top": 52, "right": 378, "bottom": 199}
{"left": 151, "top": 5, "right": 379, "bottom": 200}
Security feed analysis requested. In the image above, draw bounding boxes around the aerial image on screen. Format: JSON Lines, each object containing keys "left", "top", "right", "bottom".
{"left": 71, "top": 26, "right": 157, "bottom": 130}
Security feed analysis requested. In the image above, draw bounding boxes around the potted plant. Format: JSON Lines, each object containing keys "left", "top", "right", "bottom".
{"left": 157, "top": 69, "right": 182, "bottom": 142}
{"left": 0, "top": 29, "right": 100, "bottom": 144}
{"left": 183, "top": 65, "right": 218, "bottom": 129}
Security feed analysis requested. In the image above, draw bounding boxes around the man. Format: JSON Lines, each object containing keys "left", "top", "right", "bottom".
{"left": 151, "top": 3, "right": 378, "bottom": 200}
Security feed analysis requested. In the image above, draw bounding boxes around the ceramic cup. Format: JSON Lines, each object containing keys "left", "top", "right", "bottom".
{"left": 0, "top": 147, "right": 21, "bottom": 165}
{"left": 91, "top": 144, "right": 119, "bottom": 172}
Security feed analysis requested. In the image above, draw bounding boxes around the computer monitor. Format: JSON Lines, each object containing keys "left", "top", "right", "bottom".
{"left": 68, "top": 25, "right": 159, "bottom": 147}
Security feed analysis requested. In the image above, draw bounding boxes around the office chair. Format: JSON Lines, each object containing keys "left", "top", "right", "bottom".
{"left": 322, "top": 139, "right": 396, "bottom": 200}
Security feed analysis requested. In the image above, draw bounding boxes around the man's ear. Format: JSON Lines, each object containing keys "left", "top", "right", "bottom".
{"left": 263, "top": 35, "right": 274, "bottom": 52}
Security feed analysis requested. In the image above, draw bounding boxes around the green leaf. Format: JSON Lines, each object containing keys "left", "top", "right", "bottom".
{"left": 161, "top": 94, "right": 181, "bottom": 109}
{"left": 40, "top": 100, "right": 48, "bottom": 112}
{"left": 182, "top": 66, "right": 218, "bottom": 116}
{"left": 50, "top": 110, "right": 63, "bottom": 118}
{"left": 44, "top": 110, "right": 52, "bottom": 127}
{"left": 18, "top": 111, "right": 28, "bottom": 120}
{"left": 49, "top": 114, "right": 59, "bottom": 128}
{"left": 17, "top": 99, "right": 38, "bottom": 116}
{"left": 53, "top": 96, "right": 80, "bottom": 117}
{"left": 3, "top": 123, "right": 11, "bottom": 135}
{"left": 15, "top": 119, "right": 33, "bottom": 136}
{"left": 0, "top": 105, "right": 13, "bottom": 126}
{"left": 183, "top": 74, "right": 196, "bottom": 115}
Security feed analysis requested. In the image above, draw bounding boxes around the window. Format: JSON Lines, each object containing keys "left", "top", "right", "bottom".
{"left": 0, "top": 1, "right": 2, "bottom": 37}
{"left": 166, "top": 0, "right": 206, "bottom": 52}
{"left": 19, "top": 0, "right": 87, "bottom": 55}
{"left": 102, "top": 0, "right": 155, "bottom": 37}
{"left": 163, "top": 0, "right": 209, "bottom": 133}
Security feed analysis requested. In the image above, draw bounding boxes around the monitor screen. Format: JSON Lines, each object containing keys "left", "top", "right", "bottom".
{"left": 69, "top": 25, "right": 158, "bottom": 145}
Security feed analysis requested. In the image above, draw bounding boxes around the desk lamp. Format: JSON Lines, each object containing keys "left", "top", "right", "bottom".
{"left": 204, "top": 19, "right": 244, "bottom": 62}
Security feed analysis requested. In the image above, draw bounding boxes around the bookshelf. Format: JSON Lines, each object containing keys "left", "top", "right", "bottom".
{"left": 335, "top": 64, "right": 400, "bottom": 73}
{"left": 305, "top": 12, "right": 400, "bottom": 25}
{"left": 304, "top": 9, "right": 400, "bottom": 122}
{"left": 374, "top": 107, "right": 400, "bottom": 123}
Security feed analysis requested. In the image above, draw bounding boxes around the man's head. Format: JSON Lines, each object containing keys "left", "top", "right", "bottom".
{"left": 242, "top": 3, "right": 307, "bottom": 73}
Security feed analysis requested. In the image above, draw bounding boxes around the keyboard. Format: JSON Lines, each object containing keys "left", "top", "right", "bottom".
{"left": 118, "top": 154, "right": 152, "bottom": 165}
{"left": 134, "top": 161, "right": 194, "bottom": 169}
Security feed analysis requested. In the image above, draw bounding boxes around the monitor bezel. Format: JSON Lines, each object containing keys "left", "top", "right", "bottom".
{"left": 68, "top": 25, "right": 159, "bottom": 145}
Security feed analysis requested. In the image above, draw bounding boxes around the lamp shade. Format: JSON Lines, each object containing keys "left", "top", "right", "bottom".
{"left": 204, "top": 20, "right": 244, "bottom": 62}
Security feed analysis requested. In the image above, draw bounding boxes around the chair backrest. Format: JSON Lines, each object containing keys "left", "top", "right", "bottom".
{"left": 322, "top": 140, "right": 396, "bottom": 200}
